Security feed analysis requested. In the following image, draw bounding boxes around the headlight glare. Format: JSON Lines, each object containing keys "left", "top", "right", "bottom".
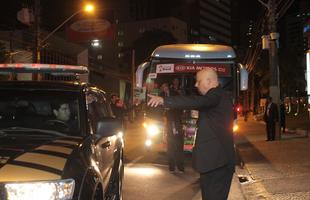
{"left": 5, "top": 179, "right": 75, "bottom": 200}
{"left": 146, "top": 125, "right": 160, "bottom": 137}
{"left": 233, "top": 124, "right": 239, "bottom": 132}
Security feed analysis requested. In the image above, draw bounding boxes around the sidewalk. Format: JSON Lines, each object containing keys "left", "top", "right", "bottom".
{"left": 236, "top": 117, "right": 310, "bottom": 200}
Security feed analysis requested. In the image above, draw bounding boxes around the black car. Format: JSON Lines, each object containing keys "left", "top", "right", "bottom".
{"left": 0, "top": 81, "right": 124, "bottom": 200}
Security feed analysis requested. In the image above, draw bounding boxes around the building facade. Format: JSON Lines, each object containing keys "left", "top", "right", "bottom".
{"left": 284, "top": 13, "right": 310, "bottom": 55}
{"left": 189, "top": 0, "right": 232, "bottom": 44}
{"left": 119, "top": 0, "right": 233, "bottom": 44}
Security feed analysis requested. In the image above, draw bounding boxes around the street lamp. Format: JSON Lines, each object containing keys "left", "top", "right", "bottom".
{"left": 84, "top": 3, "right": 95, "bottom": 13}
{"left": 35, "top": 3, "right": 96, "bottom": 63}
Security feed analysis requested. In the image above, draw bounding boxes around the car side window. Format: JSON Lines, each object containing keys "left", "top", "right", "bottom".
{"left": 86, "top": 92, "right": 100, "bottom": 133}
{"left": 86, "top": 91, "right": 111, "bottom": 133}
{"left": 96, "top": 93, "right": 111, "bottom": 118}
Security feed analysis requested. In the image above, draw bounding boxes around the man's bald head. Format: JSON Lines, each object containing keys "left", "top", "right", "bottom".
{"left": 195, "top": 68, "right": 219, "bottom": 95}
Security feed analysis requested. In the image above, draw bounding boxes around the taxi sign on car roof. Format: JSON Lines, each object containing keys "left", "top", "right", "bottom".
{"left": 0, "top": 63, "right": 88, "bottom": 74}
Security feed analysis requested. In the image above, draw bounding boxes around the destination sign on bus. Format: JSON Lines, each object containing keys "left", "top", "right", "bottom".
{"left": 156, "top": 63, "right": 231, "bottom": 76}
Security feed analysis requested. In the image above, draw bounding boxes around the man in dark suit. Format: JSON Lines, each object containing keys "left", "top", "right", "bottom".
{"left": 148, "top": 69, "right": 235, "bottom": 200}
{"left": 264, "top": 96, "right": 278, "bottom": 141}
{"left": 160, "top": 83, "right": 184, "bottom": 173}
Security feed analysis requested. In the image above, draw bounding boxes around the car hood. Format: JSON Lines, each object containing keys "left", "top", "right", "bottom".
{"left": 0, "top": 134, "right": 83, "bottom": 182}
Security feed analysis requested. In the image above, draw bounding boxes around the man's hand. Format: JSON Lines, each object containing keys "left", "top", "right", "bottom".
{"left": 147, "top": 94, "right": 164, "bottom": 107}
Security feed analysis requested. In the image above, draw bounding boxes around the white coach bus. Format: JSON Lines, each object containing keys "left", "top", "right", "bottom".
{"left": 136, "top": 44, "right": 248, "bottom": 152}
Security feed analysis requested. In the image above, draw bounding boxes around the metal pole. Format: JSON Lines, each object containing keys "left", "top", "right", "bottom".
{"left": 250, "top": 72, "right": 256, "bottom": 113}
{"left": 33, "top": 0, "right": 40, "bottom": 63}
{"left": 258, "top": 0, "right": 281, "bottom": 139}
{"left": 267, "top": 0, "right": 281, "bottom": 140}
{"left": 131, "top": 49, "right": 136, "bottom": 122}
{"left": 9, "top": 31, "right": 13, "bottom": 63}
{"left": 41, "top": 10, "right": 81, "bottom": 45}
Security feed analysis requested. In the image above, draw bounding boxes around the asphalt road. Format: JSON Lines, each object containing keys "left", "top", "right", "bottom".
{"left": 122, "top": 121, "right": 201, "bottom": 200}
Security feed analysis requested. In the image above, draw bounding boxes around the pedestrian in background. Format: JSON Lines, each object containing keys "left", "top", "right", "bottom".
{"left": 280, "top": 100, "right": 286, "bottom": 133}
{"left": 264, "top": 96, "right": 278, "bottom": 141}
{"left": 160, "top": 83, "right": 184, "bottom": 173}
{"left": 170, "top": 77, "right": 184, "bottom": 95}
{"left": 110, "top": 94, "right": 126, "bottom": 122}
{"left": 148, "top": 69, "right": 235, "bottom": 200}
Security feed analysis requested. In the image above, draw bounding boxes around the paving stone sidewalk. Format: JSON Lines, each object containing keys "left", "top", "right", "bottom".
{"left": 236, "top": 118, "right": 310, "bottom": 200}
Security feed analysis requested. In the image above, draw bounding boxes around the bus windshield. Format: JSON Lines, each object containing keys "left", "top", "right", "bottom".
{"left": 146, "top": 59, "right": 236, "bottom": 96}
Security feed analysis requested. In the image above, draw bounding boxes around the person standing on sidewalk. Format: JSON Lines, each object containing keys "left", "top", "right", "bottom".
{"left": 148, "top": 69, "right": 235, "bottom": 200}
{"left": 280, "top": 100, "right": 286, "bottom": 133}
{"left": 263, "top": 96, "right": 278, "bottom": 141}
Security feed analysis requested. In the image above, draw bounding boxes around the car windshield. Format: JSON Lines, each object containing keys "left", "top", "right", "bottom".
{"left": 0, "top": 90, "right": 81, "bottom": 136}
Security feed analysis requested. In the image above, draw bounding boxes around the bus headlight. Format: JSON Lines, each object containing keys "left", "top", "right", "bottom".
{"left": 145, "top": 139, "right": 152, "bottom": 147}
{"left": 233, "top": 124, "right": 239, "bottom": 132}
{"left": 5, "top": 179, "right": 75, "bottom": 200}
{"left": 146, "top": 125, "right": 160, "bottom": 137}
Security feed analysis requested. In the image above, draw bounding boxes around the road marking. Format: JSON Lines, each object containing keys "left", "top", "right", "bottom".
{"left": 125, "top": 156, "right": 144, "bottom": 167}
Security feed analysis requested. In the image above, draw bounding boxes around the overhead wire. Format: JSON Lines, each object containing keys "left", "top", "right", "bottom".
{"left": 245, "top": 0, "right": 294, "bottom": 72}
{"left": 243, "top": 9, "right": 267, "bottom": 71}
{"left": 277, "top": 0, "right": 295, "bottom": 20}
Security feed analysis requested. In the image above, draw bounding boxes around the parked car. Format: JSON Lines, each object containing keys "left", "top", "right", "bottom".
{"left": 0, "top": 64, "right": 124, "bottom": 200}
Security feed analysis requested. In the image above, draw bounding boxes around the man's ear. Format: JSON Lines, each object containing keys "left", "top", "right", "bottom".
{"left": 53, "top": 109, "right": 58, "bottom": 117}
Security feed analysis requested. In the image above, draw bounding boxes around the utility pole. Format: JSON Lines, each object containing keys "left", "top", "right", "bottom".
{"left": 259, "top": 0, "right": 281, "bottom": 139}
{"left": 33, "top": 0, "right": 40, "bottom": 63}
{"left": 131, "top": 49, "right": 136, "bottom": 122}
{"left": 250, "top": 72, "right": 256, "bottom": 113}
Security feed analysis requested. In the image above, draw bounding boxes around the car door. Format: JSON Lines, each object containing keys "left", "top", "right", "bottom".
{"left": 86, "top": 91, "right": 114, "bottom": 189}
{"left": 96, "top": 92, "right": 117, "bottom": 182}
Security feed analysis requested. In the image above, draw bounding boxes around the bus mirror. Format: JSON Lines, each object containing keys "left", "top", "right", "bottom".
{"left": 136, "top": 62, "right": 150, "bottom": 88}
{"left": 240, "top": 67, "right": 248, "bottom": 91}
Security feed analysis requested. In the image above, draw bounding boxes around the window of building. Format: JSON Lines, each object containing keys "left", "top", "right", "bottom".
{"left": 118, "top": 53, "right": 124, "bottom": 58}
{"left": 118, "top": 30, "right": 124, "bottom": 36}
{"left": 118, "top": 42, "right": 124, "bottom": 47}
{"left": 139, "top": 27, "right": 145, "bottom": 33}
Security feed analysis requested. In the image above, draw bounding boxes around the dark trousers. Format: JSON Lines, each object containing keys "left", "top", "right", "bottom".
{"left": 167, "top": 133, "right": 184, "bottom": 171}
{"left": 266, "top": 121, "right": 276, "bottom": 140}
{"left": 280, "top": 118, "right": 286, "bottom": 133}
{"left": 200, "top": 165, "right": 234, "bottom": 200}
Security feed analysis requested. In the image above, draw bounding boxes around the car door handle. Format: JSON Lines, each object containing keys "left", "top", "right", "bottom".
{"left": 101, "top": 141, "right": 111, "bottom": 149}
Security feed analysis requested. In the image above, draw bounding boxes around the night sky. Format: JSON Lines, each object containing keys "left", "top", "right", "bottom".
{"left": 0, "top": 0, "right": 302, "bottom": 48}
{"left": 0, "top": 0, "right": 78, "bottom": 30}
{"left": 0, "top": 0, "right": 262, "bottom": 30}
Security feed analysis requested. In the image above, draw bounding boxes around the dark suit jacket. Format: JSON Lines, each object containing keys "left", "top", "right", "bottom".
{"left": 160, "top": 90, "right": 182, "bottom": 134}
{"left": 164, "top": 87, "right": 235, "bottom": 173}
{"left": 264, "top": 103, "right": 278, "bottom": 123}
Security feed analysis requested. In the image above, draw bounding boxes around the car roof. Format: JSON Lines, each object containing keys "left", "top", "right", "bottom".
{"left": 151, "top": 44, "right": 236, "bottom": 59}
{"left": 0, "top": 81, "right": 88, "bottom": 91}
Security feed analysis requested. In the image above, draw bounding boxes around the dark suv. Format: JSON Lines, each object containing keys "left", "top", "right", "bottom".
{"left": 0, "top": 80, "right": 124, "bottom": 200}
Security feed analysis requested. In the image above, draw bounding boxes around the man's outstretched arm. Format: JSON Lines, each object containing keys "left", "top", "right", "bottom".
{"left": 147, "top": 90, "right": 221, "bottom": 109}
